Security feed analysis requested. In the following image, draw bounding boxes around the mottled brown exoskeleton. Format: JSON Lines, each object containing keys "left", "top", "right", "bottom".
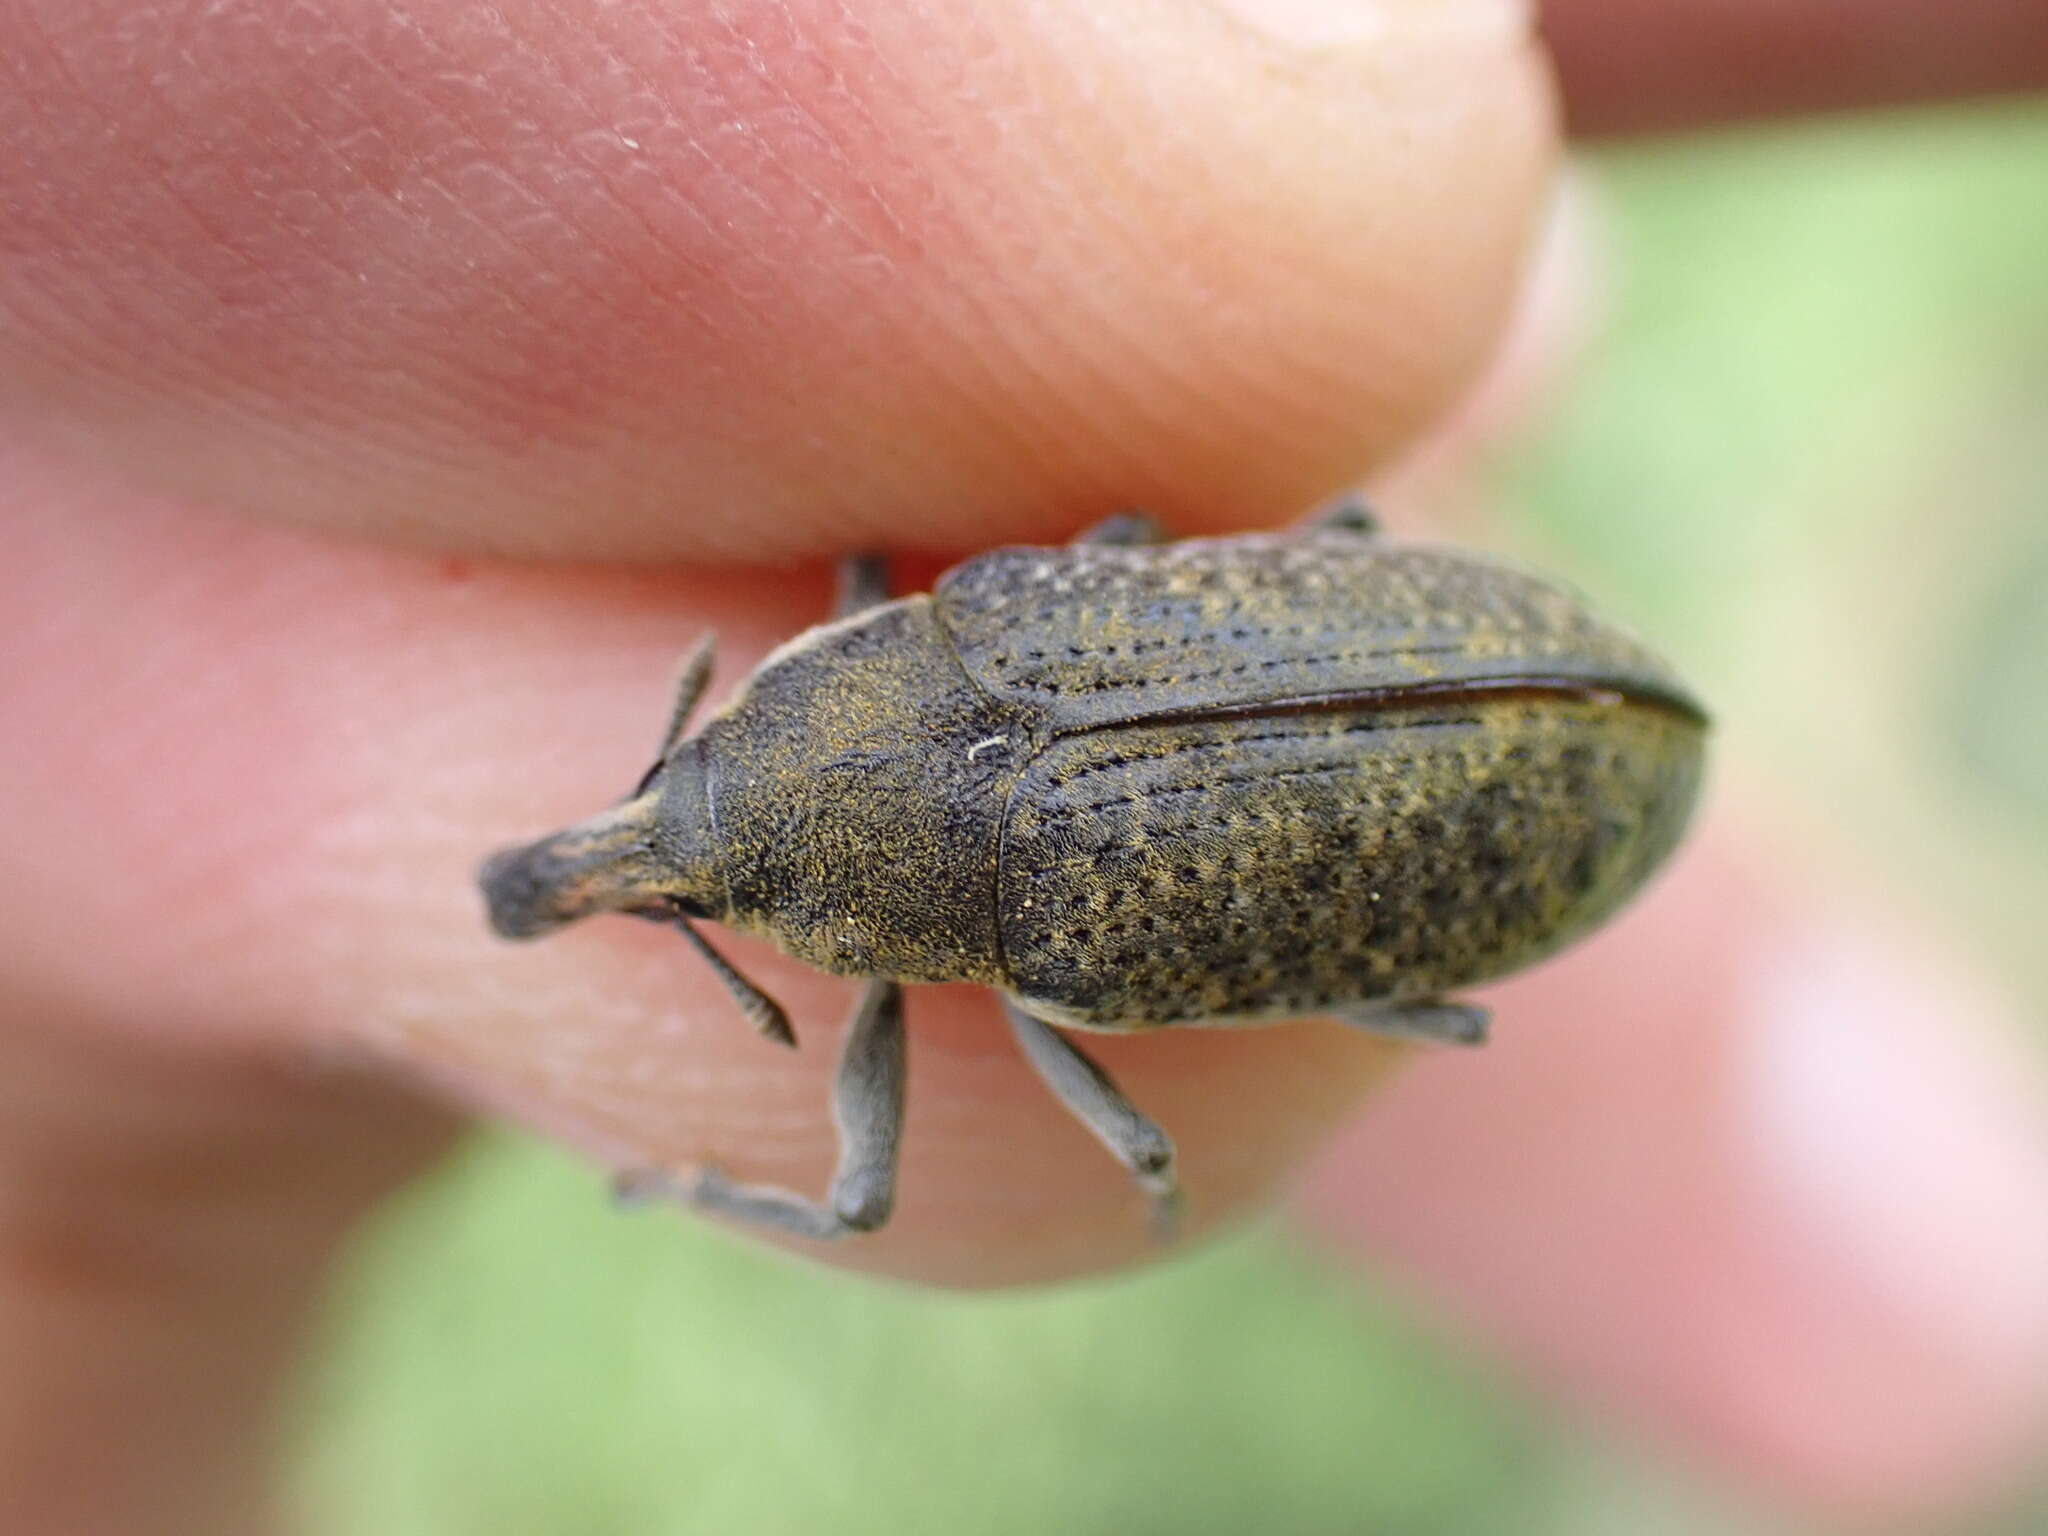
{"left": 480, "top": 504, "right": 1707, "bottom": 1240}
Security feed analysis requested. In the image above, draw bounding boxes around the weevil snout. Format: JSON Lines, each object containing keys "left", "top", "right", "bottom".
{"left": 482, "top": 746, "right": 726, "bottom": 939}
{"left": 480, "top": 796, "right": 668, "bottom": 939}
{"left": 479, "top": 841, "right": 578, "bottom": 939}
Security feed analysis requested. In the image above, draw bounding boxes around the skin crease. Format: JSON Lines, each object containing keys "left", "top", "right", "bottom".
{"left": 1, "top": 1, "right": 2046, "bottom": 1533}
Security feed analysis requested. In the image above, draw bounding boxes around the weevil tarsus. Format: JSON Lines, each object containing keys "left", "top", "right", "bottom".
{"left": 834, "top": 552, "right": 893, "bottom": 617}
{"left": 1308, "top": 493, "right": 1382, "bottom": 538}
{"left": 1072, "top": 510, "right": 1168, "bottom": 547}
{"left": 621, "top": 979, "right": 907, "bottom": 1239}
{"left": 1337, "top": 999, "right": 1491, "bottom": 1047}
{"left": 1004, "top": 1001, "right": 1183, "bottom": 1241}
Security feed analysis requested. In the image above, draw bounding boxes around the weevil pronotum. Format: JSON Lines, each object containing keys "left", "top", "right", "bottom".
{"left": 480, "top": 503, "right": 1707, "bottom": 1240}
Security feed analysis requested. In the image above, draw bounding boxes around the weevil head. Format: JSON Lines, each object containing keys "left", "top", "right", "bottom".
{"left": 479, "top": 744, "right": 725, "bottom": 938}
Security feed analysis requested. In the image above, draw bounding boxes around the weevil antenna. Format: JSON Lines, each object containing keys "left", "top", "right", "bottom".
{"left": 631, "top": 632, "right": 717, "bottom": 798}
{"left": 663, "top": 907, "right": 797, "bottom": 1048}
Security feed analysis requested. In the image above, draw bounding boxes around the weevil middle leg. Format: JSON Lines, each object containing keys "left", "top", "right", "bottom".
{"left": 1004, "top": 1002, "right": 1183, "bottom": 1241}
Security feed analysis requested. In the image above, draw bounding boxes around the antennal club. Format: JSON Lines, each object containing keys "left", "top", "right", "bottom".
{"left": 662, "top": 907, "right": 796, "bottom": 1048}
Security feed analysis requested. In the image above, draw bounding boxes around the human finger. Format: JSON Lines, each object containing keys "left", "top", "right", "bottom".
{"left": 1544, "top": 0, "right": 2048, "bottom": 136}
{"left": 0, "top": 478, "right": 1423, "bottom": 1287}
{"left": 0, "top": 0, "right": 1552, "bottom": 562}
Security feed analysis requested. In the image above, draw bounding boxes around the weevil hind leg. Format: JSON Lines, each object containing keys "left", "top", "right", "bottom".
{"left": 1072, "top": 511, "right": 1168, "bottom": 547}
{"left": 1335, "top": 999, "right": 1490, "bottom": 1047}
{"left": 619, "top": 979, "right": 908, "bottom": 1240}
{"left": 1003, "top": 1001, "right": 1183, "bottom": 1242}
{"left": 834, "top": 553, "right": 892, "bottom": 618}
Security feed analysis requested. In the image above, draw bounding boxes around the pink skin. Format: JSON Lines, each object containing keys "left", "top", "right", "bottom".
{"left": 1, "top": 1, "right": 2045, "bottom": 1532}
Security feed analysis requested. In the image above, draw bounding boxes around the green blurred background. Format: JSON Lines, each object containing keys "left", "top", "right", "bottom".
{"left": 287, "top": 103, "right": 2048, "bottom": 1536}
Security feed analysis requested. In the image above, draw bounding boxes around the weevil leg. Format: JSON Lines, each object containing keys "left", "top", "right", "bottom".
{"left": 834, "top": 553, "right": 892, "bottom": 618}
{"left": 618, "top": 979, "right": 908, "bottom": 1240}
{"left": 1335, "top": 999, "right": 1490, "bottom": 1047}
{"left": 1003, "top": 1002, "right": 1183, "bottom": 1242}
{"left": 1307, "top": 493, "right": 1382, "bottom": 538}
{"left": 1072, "top": 511, "right": 1168, "bottom": 547}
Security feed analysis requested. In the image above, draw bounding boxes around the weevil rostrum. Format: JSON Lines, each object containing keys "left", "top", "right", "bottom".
{"left": 479, "top": 505, "right": 1707, "bottom": 1241}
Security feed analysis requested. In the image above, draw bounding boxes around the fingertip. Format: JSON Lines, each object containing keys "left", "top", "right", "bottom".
{"left": 0, "top": 490, "right": 1417, "bottom": 1288}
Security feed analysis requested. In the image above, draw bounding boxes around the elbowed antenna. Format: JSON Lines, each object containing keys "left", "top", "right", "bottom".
{"left": 633, "top": 632, "right": 717, "bottom": 798}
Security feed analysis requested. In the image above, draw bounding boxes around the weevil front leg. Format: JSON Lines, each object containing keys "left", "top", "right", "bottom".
{"left": 621, "top": 979, "right": 908, "bottom": 1239}
{"left": 1335, "top": 998, "right": 1490, "bottom": 1047}
{"left": 1072, "top": 510, "right": 1168, "bottom": 547}
{"left": 1003, "top": 1002, "right": 1183, "bottom": 1241}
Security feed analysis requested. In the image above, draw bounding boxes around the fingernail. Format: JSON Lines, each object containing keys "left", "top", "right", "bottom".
{"left": 1206, "top": 0, "right": 1530, "bottom": 50}
{"left": 1743, "top": 927, "right": 2048, "bottom": 1420}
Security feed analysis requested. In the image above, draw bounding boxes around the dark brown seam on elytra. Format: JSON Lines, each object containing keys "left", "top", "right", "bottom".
{"left": 1009, "top": 641, "right": 1481, "bottom": 697}
{"left": 1052, "top": 675, "right": 1709, "bottom": 739}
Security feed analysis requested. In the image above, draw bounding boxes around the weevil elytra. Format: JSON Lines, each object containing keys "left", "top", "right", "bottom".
{"left": 479, "top": 504, "right": 1707, "bottom": 1241}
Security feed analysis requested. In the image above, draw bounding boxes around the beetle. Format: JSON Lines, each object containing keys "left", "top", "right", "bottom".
{"left": 479, "top": 503, "right": 1707, "bottom": 1241}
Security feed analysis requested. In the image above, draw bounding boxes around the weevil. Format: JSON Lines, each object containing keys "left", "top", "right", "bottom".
{"left": 479, "top": 504, "right": 1707, "bottom": 1240}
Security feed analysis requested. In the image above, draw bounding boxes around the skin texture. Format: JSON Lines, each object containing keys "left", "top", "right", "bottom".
{"left": 0, "top": 0, "right": 1547, "bottom": 563}
{"left": 3, "top": 1, "right": 2047, "bottom": 1533}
